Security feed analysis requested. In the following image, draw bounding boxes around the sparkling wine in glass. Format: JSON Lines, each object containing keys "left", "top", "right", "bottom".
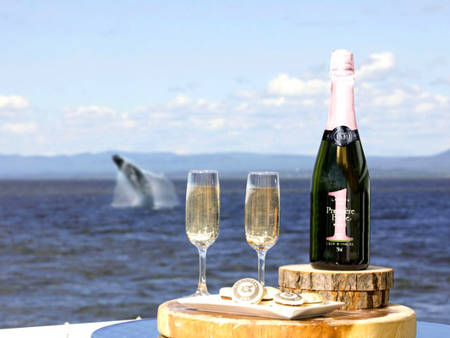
{"left": 185, "top": 170, "right": 220, "bottom": 296}
{"left": 245, "top": 172, "right": 280, "bottom": 286}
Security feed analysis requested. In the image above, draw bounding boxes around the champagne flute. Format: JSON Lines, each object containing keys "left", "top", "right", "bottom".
{"left": 185, "top": 170, "right": 220, "bottom": 296}
{"left": 245, "top": 172, "right": 280, "bottom": 286}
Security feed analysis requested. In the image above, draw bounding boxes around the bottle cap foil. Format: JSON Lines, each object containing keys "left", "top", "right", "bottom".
{"left": 330, "top": 49, "right": 354, "bottom": 76}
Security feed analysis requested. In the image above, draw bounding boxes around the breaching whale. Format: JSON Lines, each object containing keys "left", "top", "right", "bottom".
{"left": 111, "top": 154, "right": 178, "bottom": 209}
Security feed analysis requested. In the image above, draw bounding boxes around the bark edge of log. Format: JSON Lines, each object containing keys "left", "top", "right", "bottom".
{"left": 278, "top": 264, "right": 394, "bottom": 310}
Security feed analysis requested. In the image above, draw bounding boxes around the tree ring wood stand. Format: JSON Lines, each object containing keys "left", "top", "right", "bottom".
{"left": 279, "top": 264, "right": 394, "bottom": 310}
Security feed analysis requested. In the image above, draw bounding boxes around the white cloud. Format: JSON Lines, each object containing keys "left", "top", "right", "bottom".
{"left": 168, "top": 94, "right": 191, "bottom": 108}
{"left": 0, "top": 51, "right": 448, "bottom": 156}
{"left": 360, "top": 83, "right": 449, "bottom": 114}
{"left": 61, "top": 105, "right": 141, "bottom": 132}
{"left": 1, "top": 122, "right": 37, "bottom": 134}
{"left": 372, "top": 89, "right": 410, "bottom": 107}
{"left": 236, "top": 90, "right": 258, "bottom": 99}
{"left": 166, "top": 95, "right": 220, "bottom": 113}
{"left": 188, "top": 117, "right": 225, "bottom": 131}
{"left": 431, "top": 94, "right": 448, "bottom": 105}
{"left": 262, "top": 97, "right": 286, "bottom": 107}
{"left": 267, "top": 74, "right": 328, "bottom": 96}
{"left": 150, "top": 112, "right": 173, "bottom": 120}
{"left": 357, "top": 52, "right": 395, "bottom": 79}
{"left": 414, "top": 102, "right": 435, "bottom": 112}
{"left": 0, "top": 95, "right": 30, "bottom": 111}
{"left": 194, "top": 99, "right": 219, "bottom": 112}
{"left": 234, "top": 102, "right": 249, "bottom": 111}
{"left": 206, "top": 118, "right": 225, "bottom": 130}
{"left": 64, "top": 105, "right": 116, "bottom": 118}
{"left": 121, "top": 119, "right": 137, "bottom": 128}
{"left": 300, "top": 99, "right": 316, "bottom": 106}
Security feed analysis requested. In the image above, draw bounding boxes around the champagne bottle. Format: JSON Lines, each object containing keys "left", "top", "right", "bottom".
{"left": 310, "top": 50, "right": 370, "bottom": 270}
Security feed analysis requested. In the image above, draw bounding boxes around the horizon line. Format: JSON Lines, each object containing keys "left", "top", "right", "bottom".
{"left": 0, "top": 148, "right": 448, "bottom": 159}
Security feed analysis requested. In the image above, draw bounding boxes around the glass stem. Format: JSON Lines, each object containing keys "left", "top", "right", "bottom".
{"left": 197, "top": 247, "right": 208, "bottom": 294}
{"left": 257, "top": 250, "right": 267, "bottom": 286}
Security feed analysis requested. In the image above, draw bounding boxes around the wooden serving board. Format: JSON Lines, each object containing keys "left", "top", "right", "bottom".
{"left": 279, "top": 264, "right": 394, "bottom": 310}
{"left": 157, "top": 300, "right": 416, "bottom": 338}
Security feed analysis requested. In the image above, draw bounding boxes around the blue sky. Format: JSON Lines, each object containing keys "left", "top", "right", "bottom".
{"left": 0, "top": 0, "right": 449, "bottom": 156}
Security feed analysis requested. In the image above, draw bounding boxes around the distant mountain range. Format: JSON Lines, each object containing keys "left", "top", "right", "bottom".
{"left": 0, "top": 150, "right": 449, "bottom": 179}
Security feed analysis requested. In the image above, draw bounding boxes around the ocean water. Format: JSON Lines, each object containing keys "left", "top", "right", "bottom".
{"left": 0, "top": 178, "right": 448, "bottom": 328}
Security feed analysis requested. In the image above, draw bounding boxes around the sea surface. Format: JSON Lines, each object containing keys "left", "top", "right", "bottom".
{"left": 0, "top": 178, "right": 448, "bottom": 328}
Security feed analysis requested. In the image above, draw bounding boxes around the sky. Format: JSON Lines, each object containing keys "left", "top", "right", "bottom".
{"left": 0, "top": 0, "right": 449, "bottom": 156}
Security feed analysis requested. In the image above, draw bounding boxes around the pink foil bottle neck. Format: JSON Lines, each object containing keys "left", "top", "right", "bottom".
{"left": 329, "top": 49, "right": 354, "bottom": 77}
{"left": 325, "top": 49, "right": 357, "bottom": 131}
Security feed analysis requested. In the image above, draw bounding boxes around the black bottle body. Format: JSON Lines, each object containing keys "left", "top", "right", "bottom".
{"left": 310, "top": 135, "right": 370, "bottom": 270}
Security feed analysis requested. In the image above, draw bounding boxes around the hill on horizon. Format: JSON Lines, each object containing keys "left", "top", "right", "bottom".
{"left": 0, "top": 149, "right": 448, "bottom": 179}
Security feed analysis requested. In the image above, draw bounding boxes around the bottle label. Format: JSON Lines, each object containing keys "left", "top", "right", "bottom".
{"left": 326, "top": 189, "right": 354, "bottom": 244}
{"left": 323, "top": 126, "right": 359, "bottom": 146}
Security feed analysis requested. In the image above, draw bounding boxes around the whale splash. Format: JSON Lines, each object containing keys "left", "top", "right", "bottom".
{"left": 111, "top": 155, "right": 179, "bottom": 209}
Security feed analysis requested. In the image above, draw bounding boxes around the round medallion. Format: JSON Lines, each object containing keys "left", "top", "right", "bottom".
{"left": 274, "top": 291, "right": 304, "bottom": 306}
{"left": 232, "top": 278, "right": 264, "bottom": 304}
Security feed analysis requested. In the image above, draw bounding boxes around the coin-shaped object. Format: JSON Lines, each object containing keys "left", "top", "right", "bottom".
{"left": 219, "top": 287, "right": 233, "bottom": 300}
{"left": 262, "top": 286, "right": 280, "bottom": 300}
{"left": 300, "top": 291, "right": 323, "bottom": 304}
{"left": 274, "top": 291, "right": 304, "bottom": 306}
{"left": 232, "top": 278, "right": 264, "bottom": 304}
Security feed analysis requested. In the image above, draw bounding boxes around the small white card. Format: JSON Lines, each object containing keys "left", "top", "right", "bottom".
{"left": 177, "top": 295, "right": 344, "bottom": 320}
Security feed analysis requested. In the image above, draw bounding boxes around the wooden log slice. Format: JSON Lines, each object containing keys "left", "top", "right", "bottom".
{"left": 278, "top": 264, "right": 394, "bottom": 310}
{"left": 279, "top": 264, "right": 394, "bottom": 291}
{"left": 157, "top": 300, "right": 416, "bottom": 338}
{"left": 281, "top": 287, "right": 389, "bottom": 310}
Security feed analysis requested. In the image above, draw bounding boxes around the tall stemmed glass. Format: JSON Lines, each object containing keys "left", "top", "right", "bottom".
{"left": 245, "top": 172, "right": 280, "bottom": 286}
{"left": 185, "top": 170, "right": 220, "bottom": 296}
